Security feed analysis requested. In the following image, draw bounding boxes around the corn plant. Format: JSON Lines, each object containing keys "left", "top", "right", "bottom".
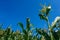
{"left": 18, "top": 18, "right": 37, "bottom": 40}
{"left": 0, "top": 4, "right": 60, "bottom": 40}
{"left": 36, "top": 4, "right": 60, "bottom": 40}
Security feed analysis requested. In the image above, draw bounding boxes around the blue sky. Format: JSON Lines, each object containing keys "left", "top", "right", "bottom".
{"left": 0, "top": 0, "right": 60, "bottom": 31}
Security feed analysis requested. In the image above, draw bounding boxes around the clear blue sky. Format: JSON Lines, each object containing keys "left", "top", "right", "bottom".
{"left": 0, "top": 0, "right": 60, "bottom": 31}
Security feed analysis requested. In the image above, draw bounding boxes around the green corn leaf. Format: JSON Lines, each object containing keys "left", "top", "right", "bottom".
{"left": 36, "top": 28, "right": 51, "bottom": 40}
{"left": 18, "top": 22, "right": 26, "bottom": 34}
{"left": 52, "top": 31, "right": 59, "bottom": 40}
{"left": 0, "top": 24, "right": 3, "bottom": 30}
{"left": 57, "top": 30, "right": 60, "bottom": 40}
{"left": 46, "top": 5, "right": 51, "bottom": 16}
{"left": 39, "top": 14, "right": 48, "bottom": 21}
{"left": 18, "top": 22, "right": 24, "bottom": 29}
{"left": 46, "top": 8, "right": 51, "bottom": 16}
{"left": 26, "top": 18, "right": 30, "bottom": 31}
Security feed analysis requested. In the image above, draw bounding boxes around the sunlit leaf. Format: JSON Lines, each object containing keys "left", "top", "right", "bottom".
{"left": 51, "top": 16, "right": 60, "bottom": 30}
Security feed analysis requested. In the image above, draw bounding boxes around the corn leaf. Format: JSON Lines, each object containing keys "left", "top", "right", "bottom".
{"left": 26, "top": 18, "right": 30, "bottom": 31}
{"left": 39, "top": 14, "right": 48, "bottom": 21}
